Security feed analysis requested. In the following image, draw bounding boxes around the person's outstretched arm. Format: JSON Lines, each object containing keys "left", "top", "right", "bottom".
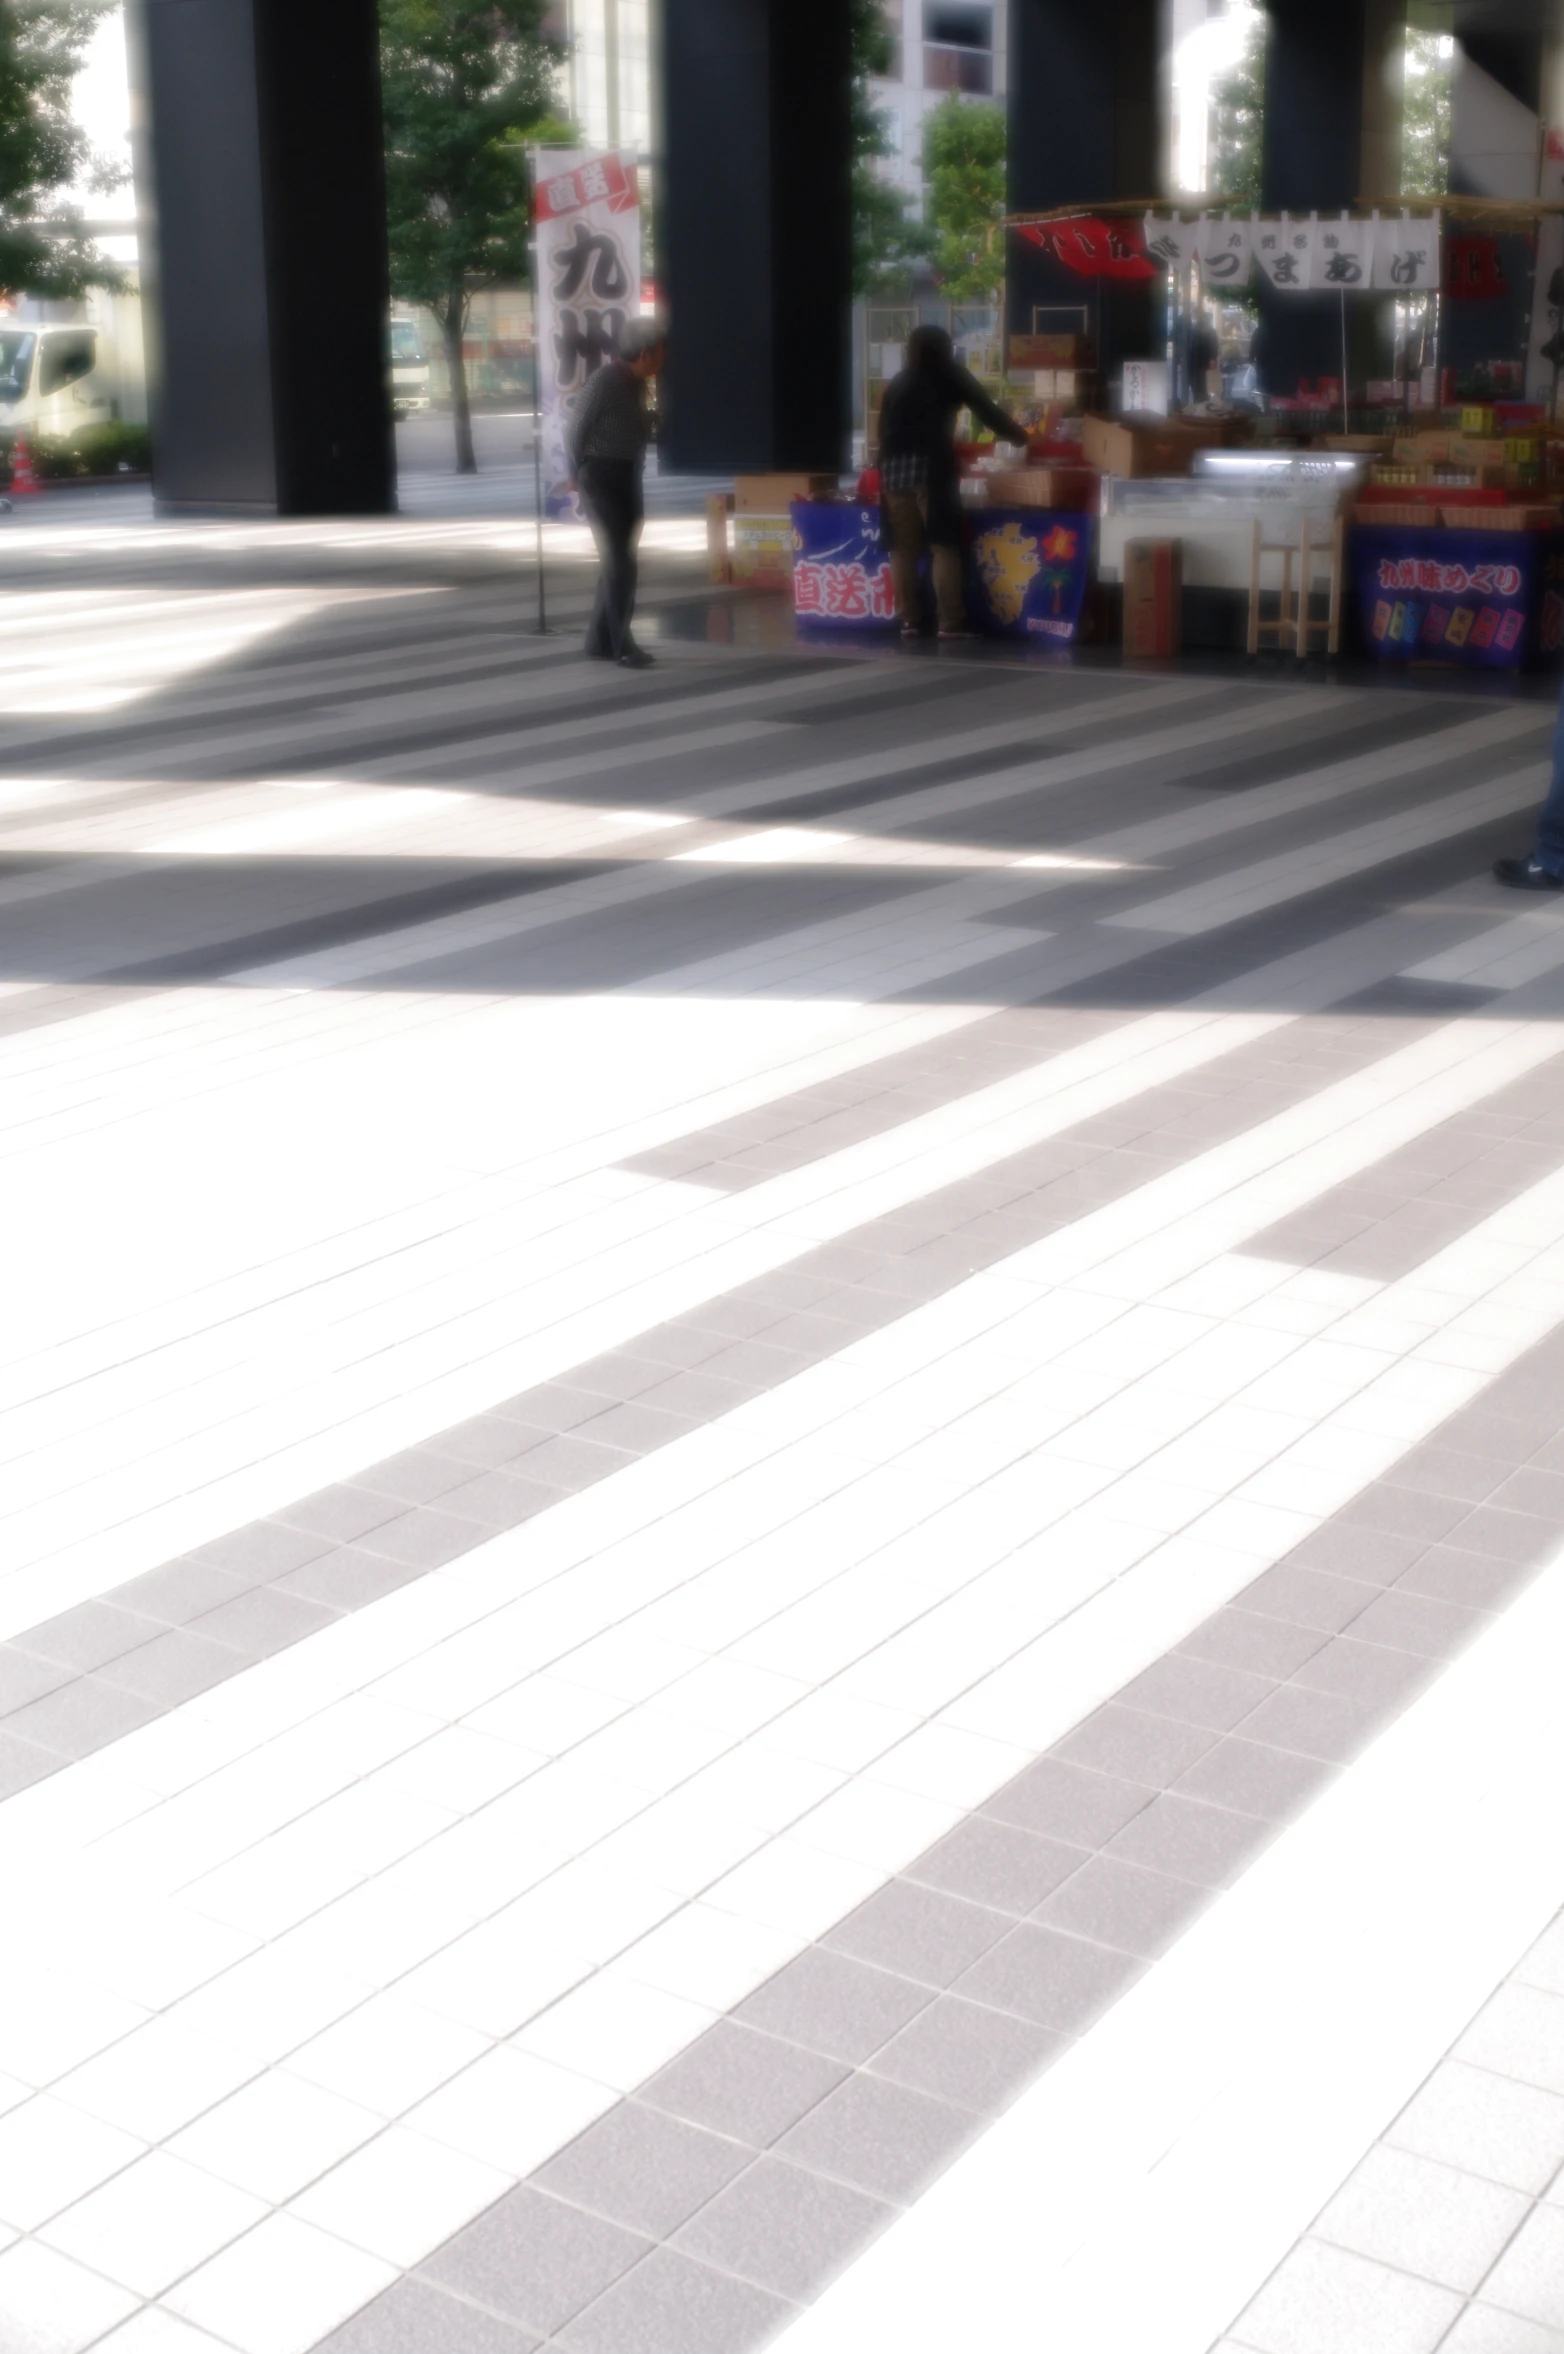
{"left": 953, "top": 364, "right": 1028, "bottom": 446}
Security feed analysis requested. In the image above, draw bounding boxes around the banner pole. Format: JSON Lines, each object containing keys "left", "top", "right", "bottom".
{"left": 1339, "top": 288, "right": 1350, "bottom": 434}
{"left": 529, "top": 148, "right": 548, "bottom": 637}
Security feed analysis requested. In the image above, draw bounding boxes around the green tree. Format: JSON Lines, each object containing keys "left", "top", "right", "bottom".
{"left": 922, "top": 93, "right": 1005, "bottom": 306}
{"left": 0, "top": 0, "right": 118, "bottom": 299}
{"left": 1208, "top": 5, "right": 1265, "bottom": 206}
{"left": 1401, "top": 27, "right": 1452, "bottom": 195}
{"left": 379, "top": 0, "right": 565, "bottom": 473}
{"left": 850, "top": 0, "right": 928, "bottom": 296}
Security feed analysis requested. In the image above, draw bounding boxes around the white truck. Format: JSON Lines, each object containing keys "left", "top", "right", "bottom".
{"left": 389, "top": 316, "right": 432, "bottom": 413}
{"left": 0, "top": 322, "right": 115, "bottom": 440}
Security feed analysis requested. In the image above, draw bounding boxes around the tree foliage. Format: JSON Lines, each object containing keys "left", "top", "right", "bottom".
{"left": 1207, "top": 5, "right": 1265, "bottom": 207}
{"left": 1401, "top": 28, "right": 1451, "bottom": 196}
{"left": 378, "top": 0, "right": 565, "bottom": 469}
{"left": 0, "top": 0, "right": 117, "bottom": 299}
{"left": 849, "top": 0, "right": 929, "bottom": 297}
{"left": 922, "top": 93, "right": 1005, "bottom": 305}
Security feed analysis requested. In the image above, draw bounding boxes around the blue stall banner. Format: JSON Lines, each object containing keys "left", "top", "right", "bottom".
{"left": 791, "top": 503, "right": 897, "bottom": 626}
{"left": 966, "top": 510, "right": 1094, "bottom": 642}
{"left": 1353, "top": 524, "right": 1564, "bottom": 668}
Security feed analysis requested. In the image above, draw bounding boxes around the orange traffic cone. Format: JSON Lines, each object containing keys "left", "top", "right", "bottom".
{"left": 9, "top": 435, "right": 39, "bottom": 496}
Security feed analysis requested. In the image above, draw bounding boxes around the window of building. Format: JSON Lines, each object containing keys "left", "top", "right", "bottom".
{"left": 925, "top": 3, "right": 991, "bottom": 49}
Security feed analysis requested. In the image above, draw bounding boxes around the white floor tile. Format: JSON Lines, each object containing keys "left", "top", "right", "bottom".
{"left": 162, "top": 2212, "right": 396, "bottom": 2354}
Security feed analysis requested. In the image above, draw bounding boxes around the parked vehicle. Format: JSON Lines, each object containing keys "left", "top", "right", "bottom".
{"left": 389, "top": 317, "right": 431, "bottom": 414}
{"left": 0, "top": 324, "right": 114, "bottom": 439}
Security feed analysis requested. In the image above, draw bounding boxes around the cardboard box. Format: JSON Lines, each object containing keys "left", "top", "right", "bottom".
{"left": 1123, "top": 538, "right": 1182, "bottom": 659}
{"left": 734, "top": 473, "right": 836, "bottom": 512}
{"left": 1441, "top": 503, "right": 1560, "bottom": 531}
{"left": 981, "top": 467, "right": 1099, "bottom": 511}
{"left": 1010, "top": 332, "right": 1092, "bottom": 370}
{"left": 705, "top": 492, "right": 733, "bottom": 584}
{"left": 1081, "top": 415, "right": 1222, "bottom": 478}
{"left": 731, "top": 513, "right": 796, "bottom": 588}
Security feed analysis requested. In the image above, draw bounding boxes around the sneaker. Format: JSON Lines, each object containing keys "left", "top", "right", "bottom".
{"left": 617, "top": 646, "right": 656, "bottom": 669}
{"left": 938, "top": 627, "right": 977, "bottom": 641}
{"left": 1493, "top": 854, "right": 1564, "bottom": 891}
{"left": 900, "top": 623, "right": 921, "bottom": 641}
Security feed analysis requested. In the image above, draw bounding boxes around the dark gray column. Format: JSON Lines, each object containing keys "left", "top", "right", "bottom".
{"left": 659, "top": 0, "right": 851, "bottom": 473}
{"left": 1445, "top": 11, "right": 1544, "bottom": 393}
{"left": 128, "top": 0, "right": 394, "bottom": 514}
{"left": 1258, "top": 0, "right": 1403, "bottom": 399}
{"left": 1006, "top": 0, "right": 1161, "bottom": 381}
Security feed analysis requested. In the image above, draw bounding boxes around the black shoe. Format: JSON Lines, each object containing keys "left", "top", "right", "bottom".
{"left": 618, "top": 646, "right": 655, "bottom": 669}
{"left": 1493, "top": 854, "right": 1564, "bottom": 891}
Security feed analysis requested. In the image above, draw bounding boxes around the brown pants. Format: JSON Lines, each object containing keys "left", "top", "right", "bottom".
{"left": 885, "top": 488, "right": 965, "bottom": 633}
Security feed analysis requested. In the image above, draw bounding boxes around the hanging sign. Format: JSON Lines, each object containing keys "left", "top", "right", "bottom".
{"left": 534, "top": 148, "right": 642, "bottom": 518}
{"left": 1372, "top": 212, "right": 1440, "bottom": 290}
{"left": 1142, "top": 214, "right": 1194, "bottom": 270}
{"left": 1195, "top": 214, "right": 1252, "bottom": 288}
{"left": 1017, "top": 217, "right": 1155, "bottom": 280}
{"left": 1254, "top": 214, "right": 1317, "bottom": 291}
{"left": 1316, "top": 214, "right": 1372, "bottom": 288}
{"left": 1447, "top": 235, "right": 1507, "bottom": 300}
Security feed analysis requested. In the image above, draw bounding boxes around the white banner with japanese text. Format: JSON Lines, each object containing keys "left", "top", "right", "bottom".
{"left": 534, "top": 149, "right": 642, "bottom": 518}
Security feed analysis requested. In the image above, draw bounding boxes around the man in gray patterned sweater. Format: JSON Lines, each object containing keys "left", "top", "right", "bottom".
{"left": 567, "top": 318, "right": 668, "bottom": 669}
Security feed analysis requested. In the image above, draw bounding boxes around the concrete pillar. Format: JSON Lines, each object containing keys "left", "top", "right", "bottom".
{"left": 1006, "top": 0, "right": 1162, "bottom": 380}
{"left": 659, "top": 0, "right": 852, "bottom": 472}
{"left": 1258, "top": 0, "right": 1405, "bottom": 398}
{"left": 128, "top": 0, "right": 394, "bottom": 514}
{"left": 1446, "top": 9, "right": 1546, "bottom": 394}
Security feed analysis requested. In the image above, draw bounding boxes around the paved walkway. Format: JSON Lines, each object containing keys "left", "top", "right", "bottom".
{"left": 1, "top": 513, "right": 1563, "bottom": 2354}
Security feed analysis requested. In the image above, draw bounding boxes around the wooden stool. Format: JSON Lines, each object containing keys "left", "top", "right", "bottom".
{"left": 1248, "top": 515, "right": 1344, "bottom": 659}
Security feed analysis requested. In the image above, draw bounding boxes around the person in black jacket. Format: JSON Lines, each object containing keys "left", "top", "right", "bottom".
{"left": 877, "top": 325, "right": 1028, "bottom": 639}
{"left": 569, "top": 318, "right": 667, "bottom": 668}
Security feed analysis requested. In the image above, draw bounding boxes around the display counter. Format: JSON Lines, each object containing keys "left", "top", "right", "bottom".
{"left": 1095, "top": 461, "right": 1361, "bottom": 591}
{"left": 789, "top": 499, "right": 1095, "bottom": 643}
{"left": 1350, "top": 519, "right": 1564, "bottom": 667}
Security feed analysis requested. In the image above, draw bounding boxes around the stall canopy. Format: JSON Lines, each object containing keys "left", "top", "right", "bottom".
{"left": 1006, "top": 197, "right": 1564, "bottom": 296}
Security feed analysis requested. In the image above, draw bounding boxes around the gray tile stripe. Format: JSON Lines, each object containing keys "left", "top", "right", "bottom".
{"left": 308, "top": 1303, "right": 1564, "bottom": 2354}
{"left": 0, "top": 1005, "right": 1475, "bottom": 1801}
{"left": 1240, "top": 1054, "right": 1564, "bottom": 1284}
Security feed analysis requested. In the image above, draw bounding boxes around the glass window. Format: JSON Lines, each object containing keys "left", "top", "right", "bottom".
{"left": 389, "top": 320, "right": 425, "bottom": 362}
{"left": 39, "top": 331, "right": 96, "bottom": 397}
{"left": 0, "top": 333, "right": 36, "bottom": 405}
{"left": 926, "top": 4, "right": 991, "bottom": 48}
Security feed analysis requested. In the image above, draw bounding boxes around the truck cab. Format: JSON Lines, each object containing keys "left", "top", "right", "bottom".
{"left": 389, "top": 316, "right": 431, "bottom": 414}
{"left": 0, "top": 325, "right": 111, "bottom": 438}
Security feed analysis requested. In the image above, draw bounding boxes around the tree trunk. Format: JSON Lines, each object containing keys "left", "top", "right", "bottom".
{"left": 444, "top": 303, "right": 476, "bottom": 474}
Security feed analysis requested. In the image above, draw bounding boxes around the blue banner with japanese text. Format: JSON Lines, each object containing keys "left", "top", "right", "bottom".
{"left": 1352, "top": 524, "right": 1564, "bottom": 668}
{"left": 790, "top": 504, "right": 898, "bottom": 627}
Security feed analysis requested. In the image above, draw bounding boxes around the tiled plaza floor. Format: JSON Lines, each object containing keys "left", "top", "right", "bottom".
{"left": 2, "top": 509, "right": 1564, "bottom": 2354}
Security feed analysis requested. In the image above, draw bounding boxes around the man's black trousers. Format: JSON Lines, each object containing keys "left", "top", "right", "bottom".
{"left": 578, "top": 457, "right": 643, "bottom": 659}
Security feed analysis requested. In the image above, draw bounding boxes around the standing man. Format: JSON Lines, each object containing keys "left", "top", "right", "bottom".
{"left": 878, "top": 325, "right": 1028, "bottom": 640}
{"left": 569, "top": 318, "right": 667, "bottom": 668}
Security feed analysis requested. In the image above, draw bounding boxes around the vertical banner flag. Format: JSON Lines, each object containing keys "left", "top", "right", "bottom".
{"left": 1254, "top": 214, "right": 1316, "bottom": 291}
{"left": 1372, "top": 211, "right": 1440, "bottom": 291}
{"left": 1316, "top": 213, "right": 1372, "bottom": 287}
{"left": 1196, "top": 214, "right": 1251, "bottom": 289}
{"left": 534, "top": 149, "right": 642, "bottom": 518}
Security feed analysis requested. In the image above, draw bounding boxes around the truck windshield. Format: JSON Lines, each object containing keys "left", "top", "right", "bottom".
{"left": 389, "top": 322, "right": 425, "bottom": 363}
{"left": 0, "top": 333, "right": 36, "bottom": 404}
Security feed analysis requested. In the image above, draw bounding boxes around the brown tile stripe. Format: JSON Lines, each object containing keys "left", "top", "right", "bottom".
{"left": 313, "top": 1313, "right": 1564, "bottom": 2354}
{"left": 0, "top": 1006, "right": 1455, "bottom": 1803}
